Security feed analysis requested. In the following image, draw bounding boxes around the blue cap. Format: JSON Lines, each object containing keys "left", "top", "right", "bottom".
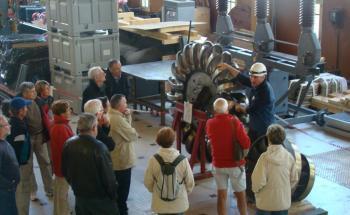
{"left": 10, "top": 97, "right": 32, "bottom": 110}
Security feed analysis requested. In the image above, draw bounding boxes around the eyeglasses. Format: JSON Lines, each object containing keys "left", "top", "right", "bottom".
{"left": 0, "top": 123, "right": 10, "bottom": 128}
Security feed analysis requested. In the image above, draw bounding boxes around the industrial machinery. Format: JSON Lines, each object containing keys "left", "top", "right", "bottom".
{"left": 167, "top": 0, "right": 321, "bottom": 202}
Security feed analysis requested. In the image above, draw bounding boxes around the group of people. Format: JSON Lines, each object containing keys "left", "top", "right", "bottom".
{"left": 0, "top": 59, "right": 298, "bottom": 215}
{"left": 205, "top": 62, "right": 298, "bottom": 215}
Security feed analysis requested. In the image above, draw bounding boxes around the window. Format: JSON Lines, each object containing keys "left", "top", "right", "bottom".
{"left": 141, "top": 0, "right": 149, "bottom": 9}
{"left": 314, "top": 1, "right": 321, "bottom": 39}
{"left": 228, "top": 0, "right": 237, "bottom": 12}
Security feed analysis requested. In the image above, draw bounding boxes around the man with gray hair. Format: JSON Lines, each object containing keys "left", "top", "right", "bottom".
{"left": 252, "top": 124, "right": 298, "bottom": 215}
{"left": 206, "top": 98, "right": 251, "bottom": 215}
{"left": 108, "top": 94, "right": 138, "bottom": 215}
{"left": 105, "top": 59, "right": 129, "bottom": 99}
{"left": 18, "top": 81, "right": 53, "bottom": 201}
{"left": 62, "top": 113, "right": 119, "bottom": 214}
{"left": 82, "top": 66, "right": 106, "bottom": 111}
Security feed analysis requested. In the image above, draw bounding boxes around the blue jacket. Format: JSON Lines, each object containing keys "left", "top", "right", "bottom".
{"left": 0, "top": 139, "right": 20, "bottom": 191}
{"left": 6, "top": 117, "right": 31, "bottom": 165}
{"left": 236, "top": 73, "right": 276, "bottom": 136}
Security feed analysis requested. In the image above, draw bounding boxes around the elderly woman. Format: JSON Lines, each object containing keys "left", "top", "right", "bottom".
{"left": 84, "top": 99, "right": 115, "bottom": 151}
{"left": 251, "top": 124, "right": 299, "bottom": 215}
{"left": 81, "top": 66, "right": 106, "bottom": 111}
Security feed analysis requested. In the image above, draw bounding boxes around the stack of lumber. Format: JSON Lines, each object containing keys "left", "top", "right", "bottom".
{"left": 118, "top": 12, "right": 203, "bottom": 45}
{"left": 311, "top": 90, "right": 350, "bottom": 113}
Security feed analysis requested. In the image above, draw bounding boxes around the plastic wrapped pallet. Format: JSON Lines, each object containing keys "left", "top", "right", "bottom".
{"left": 314, "top": 73, "right": 348, "bottom": 97}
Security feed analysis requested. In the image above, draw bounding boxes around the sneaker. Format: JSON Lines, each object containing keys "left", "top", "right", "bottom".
{"left": 30, "top": 192, "right": 38, "bottom": 201}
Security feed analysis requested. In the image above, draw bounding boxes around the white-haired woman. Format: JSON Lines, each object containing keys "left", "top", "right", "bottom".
{"left": 84, "top": 99, "right": 115, "bottom": 151}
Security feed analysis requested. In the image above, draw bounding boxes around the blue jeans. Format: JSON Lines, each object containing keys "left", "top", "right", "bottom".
{"left": 256, "top": 209, "right": 288, "bottom": 215}
{"left": 0, "top": 189, "right": 18, "bottom": 215}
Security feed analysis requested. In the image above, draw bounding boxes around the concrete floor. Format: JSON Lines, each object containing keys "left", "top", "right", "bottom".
{"left": 29, "top": 111, "right": 350, "bottom": 215}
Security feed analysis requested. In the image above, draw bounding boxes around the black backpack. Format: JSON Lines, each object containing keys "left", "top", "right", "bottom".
{"left": 154, "top": 154, "right": 186, "bottom": 201}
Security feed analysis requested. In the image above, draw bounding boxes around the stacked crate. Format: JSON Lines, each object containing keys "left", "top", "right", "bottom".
{"left": 46, "top": 0, "right": 120, "bottom": 113}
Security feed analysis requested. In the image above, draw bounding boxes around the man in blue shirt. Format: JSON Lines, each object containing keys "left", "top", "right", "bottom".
{"left": 217, "top": 62, "right": 276, "bottom": 143}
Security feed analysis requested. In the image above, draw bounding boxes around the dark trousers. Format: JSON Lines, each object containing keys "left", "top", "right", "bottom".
{"left": 0, "top": 189, "right": 18, "bottom": 215}
{"left": 256, "top": 209, "right": 288, "bottom": 215}
{"left": 115, "top": 168, "right": 132, "bottom": 215}
{"left": 75, "top": 196, "right": 119, "bottom": 215}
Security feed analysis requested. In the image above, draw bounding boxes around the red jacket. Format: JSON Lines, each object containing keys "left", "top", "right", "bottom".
{"left": 50, "top": 115, "right": 74, "bottom": 177}
{"left": 206, "top": 114, "right": 251, "bottom": 168}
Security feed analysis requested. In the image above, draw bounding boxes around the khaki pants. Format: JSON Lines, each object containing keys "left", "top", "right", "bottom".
{"left": 16, "top": 163, "right": 33, "bottom": 215}
{"left": 29, "top": 133, "right": 53, "bottom": 194}
{"left": 53, "top": 176, "right": 70, "bottom": 215}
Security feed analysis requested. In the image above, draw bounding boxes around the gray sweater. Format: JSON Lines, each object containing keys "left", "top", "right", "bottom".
{"left": 26, "top": 102, "right": 43, "bottom": 135}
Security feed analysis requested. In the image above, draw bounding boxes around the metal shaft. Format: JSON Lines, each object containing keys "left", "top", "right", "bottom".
{"left": 256, "top": 0, "right": 269, "bottom": 19}
{"left": 299, "top": 0, "right": 315, "bottom": 28}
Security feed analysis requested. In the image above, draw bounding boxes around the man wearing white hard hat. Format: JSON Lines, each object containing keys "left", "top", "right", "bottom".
{"left": 217, "top": 62, "right": 276, "bottom": 143}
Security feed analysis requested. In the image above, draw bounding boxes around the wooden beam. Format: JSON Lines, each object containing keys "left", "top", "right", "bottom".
{"left": 129, "top": 18, "right": 160, "bottom": 25}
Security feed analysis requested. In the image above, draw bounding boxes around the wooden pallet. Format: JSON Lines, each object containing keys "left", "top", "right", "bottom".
{"left": 311, "top": 95, "right": 350, "bottom": 113}
{"left": 118, "top": 12, "right": 202, "bottom": 45}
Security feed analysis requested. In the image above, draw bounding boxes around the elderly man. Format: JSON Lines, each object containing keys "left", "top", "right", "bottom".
{"left": 217, "top": 62, "right": 276, "bottom": 143}
{"left": 62, "top": 113, "right": 119, "bottom": 215}
{"left": 18, "top": 82, "right": 53, "bottom": 200}
{"left": 0, "top": 114, "right": 20, "bottom": 215}
{"left": 252, "top": 124, "right": 298, "bottom": 215}
{"left": 105, "top": 59, "right": 130, "bottom": 99}
{"left": 108, "top": 94, "right": 138, "bottom": 215}
{"left": 206, "top": 98, "right": 251, "bottom": 215}
{"left": 82, "top": 66, "right": 107, "bottom": 111}
{"left": 84, "top": 99, "right": 116, "bottom": 151}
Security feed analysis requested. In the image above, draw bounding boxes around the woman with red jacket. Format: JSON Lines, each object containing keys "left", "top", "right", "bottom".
{"left": 206, "top": 98, "right": 251, "bottom": 215}
{"left": 50, "top": 100, "right": 74, "bottom": 215}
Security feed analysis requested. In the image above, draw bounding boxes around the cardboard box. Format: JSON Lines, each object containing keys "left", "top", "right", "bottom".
{"left": 141, "top": 0, "right": 164, "bottom": 13}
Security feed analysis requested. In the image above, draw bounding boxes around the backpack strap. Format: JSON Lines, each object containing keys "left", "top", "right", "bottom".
{"left": 171, "top": 154, "right": 186, "bottom": 167}
{"left": 154, "top": 154, "right": 165, "bottom": 166}
{"left": 154, "top": 154, "right": 186, "bottom": 167}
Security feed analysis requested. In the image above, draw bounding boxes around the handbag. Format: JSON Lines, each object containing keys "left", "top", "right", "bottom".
{"left": 231, "top": 117, "right": 249, "bottom": 161}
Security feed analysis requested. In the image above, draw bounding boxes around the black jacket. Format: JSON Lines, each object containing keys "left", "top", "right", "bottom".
{"left": 62, "top": 134, "right": 117, "bottom": 200}
{"left": 0, "top": 139, "right": 20, "bottom": 191}
{"left": 97, "top": 125, "right": 116, "bottom": 151}
{"left": 6, "top": 117, "right": 31, "bottom": 165}
{"left": 105, "top": 69, "right": 129, "bottom": 99}
{"left": 82, "top": 80, "right": 106, "bottom": 111}
{"left": 236, "top": 73, "right": 276, "bottom": 136}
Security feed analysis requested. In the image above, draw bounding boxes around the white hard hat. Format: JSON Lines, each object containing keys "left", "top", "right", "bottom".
{"left": 249, "top": 62, "right": 267, "bottom": 76}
